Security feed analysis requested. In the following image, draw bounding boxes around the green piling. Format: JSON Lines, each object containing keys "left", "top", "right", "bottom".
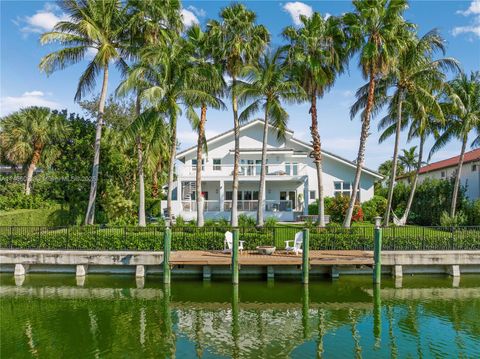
{"left": 232, "top": 228, "right": 239, "bottom": 285}
{"left": 163, "top": 228, "right": 171, "bottom": 284}
{"left": 302, "top": 228, "right": 310, "bottom": 284}
{"left": 373, "top": 283, "right": 382, "bottom": 348}
{"left": 373, "top": 217, "right": 382, "bottom": 284}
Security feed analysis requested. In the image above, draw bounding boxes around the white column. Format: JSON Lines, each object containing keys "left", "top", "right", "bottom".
{"left": 135, "top": 265, "right": 146, "bottom": 278}
{"left": 219, "top": 180, "right": 225, "bottom": 212}
{"left": 76, "top": 264, "right": 88, "bottom": 277}
{"left": 14, "top": 263, "right": 28, "bottom": 276}
{"left": 303, "top": 176, "right": 309, "bottom": 216}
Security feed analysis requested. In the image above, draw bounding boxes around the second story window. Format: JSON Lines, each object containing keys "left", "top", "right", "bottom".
{"left": 472, "top": 164, "right": 477, "bottom": 172}
{"left": 213, "top": 159, "right": 221, "bottom": 171}
{"left": 441, "top": 170, "right": 446, "bottom": 178}
{"left": 334, "top": 181, "right": 353, "bottom": 197}
{"left": 192, "top": 159, "right": 204, "bottom": 171}
{"left": 285, "top": 162, "right": 298, "bottom": 175}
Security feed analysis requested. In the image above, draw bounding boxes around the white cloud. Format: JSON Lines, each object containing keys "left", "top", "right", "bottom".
{"left": 453, "top": 1, "right": 480, "bottom": 38}
{"left": 180, "top": 9, "right": 199, "bottom": 28}
{"left": 283, "top": 2, "right": 313, "bottom": 26}
{"left": 18, "top": 2, "right": 69, "bottom": 34}
{"left": 187, "top": 6, "right": 206, "bottom": 18}
{"left": 0, "top": 91, "right": 61, "bottom": 116}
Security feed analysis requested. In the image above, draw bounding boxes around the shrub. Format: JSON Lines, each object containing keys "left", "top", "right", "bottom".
{"left": 362, "top": 196, "right": 387, "bottom": 222}
{"left": 465, "top": 199, "right": 480, "bottom": 225}
{"left": 440, "top": 211, "right": 467, "bottom": 227}
{"left": 264, "top": 217, "right": 278, "bottom": 227}
{"left": 308, "top": 197, "right": 334, "bottom": 216}
{"left": 0, "top": 206, "right": 71, "bottom": 226}
{"left": 238, "top": 214, "right": 255, "bottom": 227}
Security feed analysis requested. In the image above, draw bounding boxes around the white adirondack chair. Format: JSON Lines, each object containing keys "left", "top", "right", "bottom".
{"left": 223, "top": 231, "right": 244, "bottom": 254}
{"left": 285, "top": 231, "right": 303, "bottom": 255}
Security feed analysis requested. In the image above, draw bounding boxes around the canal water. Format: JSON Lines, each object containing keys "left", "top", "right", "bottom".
{"left": 1, "top": 274, "right": 479, "bottom": 358}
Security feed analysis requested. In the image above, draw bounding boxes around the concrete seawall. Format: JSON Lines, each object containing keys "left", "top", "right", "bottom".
{"left": 1, "top": 249, "right": 480, "bottom": 279}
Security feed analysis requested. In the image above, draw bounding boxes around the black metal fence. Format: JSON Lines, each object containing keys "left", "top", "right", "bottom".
{"left": 0, "top": 225, "right": 479, "bottom": 251}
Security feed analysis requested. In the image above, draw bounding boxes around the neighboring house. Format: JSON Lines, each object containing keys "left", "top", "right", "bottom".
{"left": 161, "top": 120, "right": 383, "bottom": 221}
{"left": 397, "top": 148, "right": 480, "bottom": 200}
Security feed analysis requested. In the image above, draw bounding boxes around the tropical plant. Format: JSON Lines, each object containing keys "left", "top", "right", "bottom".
{"left": 185, "top": 25, "right": 225, "bottom": 227}
{"left": 283, "top": 12, "right": 348, "bottom": 227}
{"left": 39, "top": 0, "right": 130, "bottom": 225}
{"left": 237, "top": 48, "right": 303, "bottom": 225}
{"left": 206, "top": 3, "right": 270, "bottom": 226}
{"left": 0, "top": 107, "right": 69, "bottom": 195}
{"left": 370, "top": 30, "right": 459, "bottom": 225}
{"left": 398, "top": 146, "right": 419, "bottom": 173}
{"left": 430, "top": 71, "right": 480, "bottom": 217}
{"left": 343, "top": 0, "right": 412, "bottom": 227}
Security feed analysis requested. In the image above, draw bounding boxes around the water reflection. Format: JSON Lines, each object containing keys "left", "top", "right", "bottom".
{"left": 1, "top": 275, "right": 479, "bottom": 358}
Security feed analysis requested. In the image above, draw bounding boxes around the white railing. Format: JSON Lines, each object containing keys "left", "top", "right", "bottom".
{"left": 265, "top": 200, "right": 293, "bottom": 212}
{"left": 177, "top": 163, "right": 307, "bottom": 177}
{"left": 181, "top": 200, "right": 221, "bottom": 212}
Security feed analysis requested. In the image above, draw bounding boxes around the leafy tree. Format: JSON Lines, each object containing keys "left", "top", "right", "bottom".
{"left": 283, "top": 13, "right": 348, "bottom": 226}
{"left": 0, "top": 107, "right": 69, "bottom": 195}
{"left": 207, "top": 3, "right": 270, "bottom": 226}
{"left": 39, "top": 0, "right": 130, "bottom": 225}
{"left": 398, "top": 146, "right": 419, "bottom": 173}
{"left": 430, "top": 72, "right": 480, "bottom": 217}
{"left": 237, "top": 48, "right": 303, "bottom": 225}
{"left": 343, "top": 0, "right": 412, "bottom": 227}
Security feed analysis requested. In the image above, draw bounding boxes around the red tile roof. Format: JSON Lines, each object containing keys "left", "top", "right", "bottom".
{"left": 419, "top": 148, "right": 480, "bottom": 174}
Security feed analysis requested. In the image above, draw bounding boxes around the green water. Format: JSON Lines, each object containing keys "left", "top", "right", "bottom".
{"left": 1, "top": 275, "right": 479, "bottom": 358}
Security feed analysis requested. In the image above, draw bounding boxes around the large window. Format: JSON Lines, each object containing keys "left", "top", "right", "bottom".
{"left": 285, "top": 162, "right": 298, "bottom": 175}
{"left": 309, "top": 190, "right": 316, "bottom": 200}
{"left": 334, "top": 181, "right": 353, "bottom": 197}
{"left": 213, "top": 159, "right": 221, "bottom": 171}
{"left": 225, "top": 191, "right": 233, "bottom": 201}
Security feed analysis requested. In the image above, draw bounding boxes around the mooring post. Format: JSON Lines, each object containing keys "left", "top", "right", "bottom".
{"left": 373, "top": 217, "right": 382, "bottom": 284}
{"left": 163, "top": 228, "right": 171, "bottom": 284}
{"left": 232, "top": 228, "right": 239, "bottom": 285}
{"left": 302, "top": 228, "right": 310, "bottom": 284}
{"left": 373, "top": 283, "right": 382, "bottom": 348}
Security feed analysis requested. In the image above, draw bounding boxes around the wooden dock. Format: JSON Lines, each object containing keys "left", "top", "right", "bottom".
{"left": 170, "top": 250, "right": 373, "bottom": 266}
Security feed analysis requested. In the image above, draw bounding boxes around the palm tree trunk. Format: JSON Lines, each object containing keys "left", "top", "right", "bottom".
{"left": 231, "top": 76, "right": 239, "bottom": 227}
{"left": 136, "top": 96, "right": 146, "bottom": 227}
{"left": 85, "top": 65, "right": 109, "bottom": 225}
{"left": 196, "top": 104, "right": 207, "bottom": 227}
{"left": 310, "top": 92, "right": 325, "bottom": 227}
{"left": 152, "top": 157, "right": 162, "bottom": 199}
{"left": 257, "top": 104, "right": 269, "bottom": 226}
{"left": 451, "top": 136, "right": 467, "bottom": 217}
{"left": 384, "top": 92, "right": 403, "bottom": 226}
{"left": 401, "top": 135, "right": 424, "bottom": 224}
{"left": 25, "top": 146, "right": 42, "bottom": 195}
{"left": 344, "top": 69, "right": 376, "bottom": 228}
{"left": 167, "top": 114, "right": 177, "bottom": 226}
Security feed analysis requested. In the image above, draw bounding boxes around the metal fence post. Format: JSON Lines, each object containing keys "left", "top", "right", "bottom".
{"left": 373, "top": 217, "right": 382, "bottom": 284}
{"left": 163, "top": 228, "right": 171, "bottom": 284}
{"left": 302, "top": 228, "right": 310, "bottom": 284}
{"left": 232, "top": 228, "right": 239, "bottom": 285}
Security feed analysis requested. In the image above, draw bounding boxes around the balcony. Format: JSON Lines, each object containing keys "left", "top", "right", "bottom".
{"left": 181, "top": 200, "right": 294, "bottom": 212}
{"left": 177, "top": 163, "right": 307, "bottom": 178}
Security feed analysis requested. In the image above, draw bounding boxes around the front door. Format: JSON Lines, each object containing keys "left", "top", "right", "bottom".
{"left": 288, "top": 191, "right": 296, "bottom": 210}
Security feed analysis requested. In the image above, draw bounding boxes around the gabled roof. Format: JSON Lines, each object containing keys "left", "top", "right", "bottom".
{"left": 419, "top": 148, "right": 480, "bottom": 174}
{"left": 176, "top": 119, "right": 383, "bottom": 179}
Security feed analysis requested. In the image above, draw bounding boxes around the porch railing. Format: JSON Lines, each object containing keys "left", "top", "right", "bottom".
{"left": 177, "top": 163, "right": 307, "bottom": 177}
{"left": 181, "top": 200, "right": 221, "bottom": 212}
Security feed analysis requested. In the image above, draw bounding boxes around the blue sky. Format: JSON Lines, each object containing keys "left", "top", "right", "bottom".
{"left": 1, "top": 0, "right": 479, "bottom": 169}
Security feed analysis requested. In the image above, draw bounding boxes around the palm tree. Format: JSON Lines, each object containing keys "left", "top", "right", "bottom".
{"left": 185, "top": 25, "right": 225, "bottom": 227}
{"left": 365, "top": 30, "right": 459, "bottom": 225}
{"left": 342, "top": 0, "right": 412, "bottom": 228}
{"left": 398, "top": 146, "right": 418, "bottom": 173}
{"left": 283, "top": 13, "right": 348, "bottom": 227}
{"left": 236, "top": 48, "right": 304, "bottom": 226}
{"left": 430, "top": 71, "right": 480, "bottom": 217}
{"left": 207, "top": 3, "right": 270, "bottom": 227}
{"left": 0, "top": 107, "right": 69, "bottom": 195}
{"left": 39, "top": 0, "right": 130, "bottom": 225}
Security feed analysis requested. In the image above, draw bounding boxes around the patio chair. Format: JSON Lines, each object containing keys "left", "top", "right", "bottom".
{"left": 223, "top": 231, "right": 244, "bottom": 254}
{"left": 285, "top": 231, "right": 303, "bottom": 255}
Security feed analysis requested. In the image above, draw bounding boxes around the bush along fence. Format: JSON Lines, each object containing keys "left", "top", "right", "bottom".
{"left": 0, "top": 225, "right": 479, "bottom": 251}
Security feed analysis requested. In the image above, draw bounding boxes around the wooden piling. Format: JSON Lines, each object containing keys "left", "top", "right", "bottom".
{"left": 302, "top": 228, "right": 309, "bottom": 284}
{"left": 373, "top": 217, "right": 382, "bottom": 284}
{"left": 163, "top": 228, "right": 171, "bottom": 284}
{"left": 232, "top": 228, "right": 239, "bottom": 285}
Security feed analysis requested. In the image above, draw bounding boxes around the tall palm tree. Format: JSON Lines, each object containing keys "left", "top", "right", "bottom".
{"left": 283, "top": 13, "right": 348, "bottom": 227}
{"left": 430, "top": 71, "right": 480, "bottom": 217}
{"left": 357, "top": 29, "right": 458, "bottom": 225}
{"left": 0, "top": 107, "right": 69, "bottom": 195}
{"left": 185, "top": 25, "right": 225, "bottom": 227}
{"left": 236, "top": 49, "right": 304, "bottom": 226}
{"left": 207, "top": 3, "right": 270, "bottom": 227}
{"left": 342, "top": 0, "right": 412, "bottom": 228}
{"left": 39, "top": 0, "right": 130, "bottom": 225}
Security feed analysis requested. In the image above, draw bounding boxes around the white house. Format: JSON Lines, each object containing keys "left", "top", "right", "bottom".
{"left": 162, "top": 120, "right": 382, "bottom": 221}
{"left": 397, "top": 148, "right": 480, "bottom": 200}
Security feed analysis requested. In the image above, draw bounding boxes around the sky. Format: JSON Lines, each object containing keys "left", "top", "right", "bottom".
{"left": 1, "top": 0, "right": 479, "bottom": 170}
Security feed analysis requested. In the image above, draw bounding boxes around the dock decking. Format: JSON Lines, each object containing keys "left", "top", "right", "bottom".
{"left": 170, "top": 250, "right": 373, "bottom": 266}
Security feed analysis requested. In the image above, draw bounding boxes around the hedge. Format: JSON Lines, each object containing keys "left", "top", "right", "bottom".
{"left": 0, "top": 206, "right": 71, "bottom": 226}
